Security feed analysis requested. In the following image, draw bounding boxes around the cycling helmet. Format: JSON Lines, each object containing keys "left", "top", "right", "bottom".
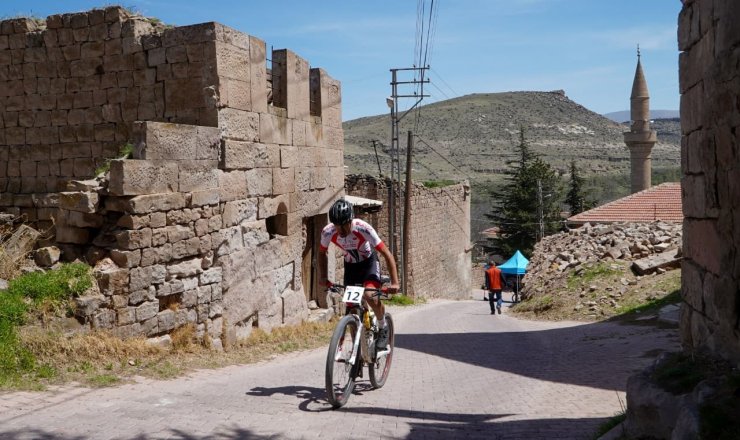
{"left": 329, "top": 199, "right": 354, "bottom": 225}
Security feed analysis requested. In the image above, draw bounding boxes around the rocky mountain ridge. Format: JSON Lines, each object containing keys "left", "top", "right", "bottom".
{"left": 343, "top": 91, "right": 681, "bottom": 185}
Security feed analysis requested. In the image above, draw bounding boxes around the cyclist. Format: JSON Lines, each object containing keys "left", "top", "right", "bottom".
{"left": 318, "top": 199, "right": 400, "bottom": 350}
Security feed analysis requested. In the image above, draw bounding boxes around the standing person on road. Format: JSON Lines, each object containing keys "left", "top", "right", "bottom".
{"left": 485, "top": 261, "right": 506, "bottom": 315}
{"left": 318, "top": 199, "right": 400, "bottom": 349}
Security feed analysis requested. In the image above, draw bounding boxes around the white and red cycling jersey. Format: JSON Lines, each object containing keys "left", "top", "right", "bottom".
{"left": 320, "top": 218, "right": 385, "bottom": 263}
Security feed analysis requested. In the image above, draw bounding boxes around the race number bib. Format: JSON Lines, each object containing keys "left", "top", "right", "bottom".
{"left": 342, "top": 286, "right": 364, "bottom": 304}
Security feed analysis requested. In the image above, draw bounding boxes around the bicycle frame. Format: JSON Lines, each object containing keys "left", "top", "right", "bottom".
{"left": 334, "top": 284, "right": 389, "bottom": 366}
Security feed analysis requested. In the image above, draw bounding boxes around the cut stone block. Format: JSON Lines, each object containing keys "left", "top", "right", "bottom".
{"left": 108, "top": 159, "right": 178, "bottom": 196}
{"left": 133, "top": 121, "right": 220, "bottom": 161}
{"left": 272, "top": 49, "right": 310, "bottom": 122}
{"left": 59, "top": 191, "right": 99, "bottom": 213}
{"left": 125, "top": 193, "right": 187, "bottom": 214}
{"left": 259, "top": 111, "right": 291, "bottom": 145}
{"left": 218, "top": 108, "right": 259, "bottom": 142}
{"left": 178, "top": 162, "right": 218, "bottom": 192}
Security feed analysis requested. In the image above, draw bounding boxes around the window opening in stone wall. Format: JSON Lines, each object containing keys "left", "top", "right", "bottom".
{"left": 266, "top": 213, "right": 288, "bottom": 238}
{"left": 268, "top": 52, "right": 286, "bottom": 110}
{"left": 159, "top": 293, "right": 182, "bottom": 312}
{"left": 266, "top": 66, "right": 273, "bottom": 107}
{"left": 309, "top": 68, "right": 321, "bottom": 117}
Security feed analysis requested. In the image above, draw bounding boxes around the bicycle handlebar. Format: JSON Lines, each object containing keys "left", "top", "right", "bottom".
{"left": 328, "top": 284, "right": 392, "bottom": 298}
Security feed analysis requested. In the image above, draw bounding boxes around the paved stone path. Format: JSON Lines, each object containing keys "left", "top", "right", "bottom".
{"left": 0, "top": 298, "right": 680, "bottom": 439}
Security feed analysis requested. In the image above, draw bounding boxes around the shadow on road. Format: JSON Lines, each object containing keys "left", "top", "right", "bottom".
{"left": 395, "top": 319, "right": 678, "bottom": 392}
{"left": 0, "top": 414, "right": 611, "bottom": 440}
{"left": 0, "top": 427, "right": 279, "bottom": 440}
{"left": 246, "top": 381, "right": 378, "bottom": 413}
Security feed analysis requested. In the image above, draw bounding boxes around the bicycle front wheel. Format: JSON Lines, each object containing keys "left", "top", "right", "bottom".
{"left": 325, "top": 315, "right": 359, "bottom": 408}
{"left": 369, "top": 313, "right": 394, "bottom": 389}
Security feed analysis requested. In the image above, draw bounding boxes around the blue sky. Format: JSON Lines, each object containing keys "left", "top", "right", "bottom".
{"left": 3, "top": 0, "right": 682, "bottom": 121}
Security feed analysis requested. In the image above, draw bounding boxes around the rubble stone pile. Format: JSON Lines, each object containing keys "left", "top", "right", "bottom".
{"left": 522, "top": 221, "right": 682, "bottom": 299}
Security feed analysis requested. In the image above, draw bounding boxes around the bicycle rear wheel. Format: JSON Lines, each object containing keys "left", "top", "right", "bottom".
{"left": 369, "top": 313, "right": 394, "bottom": 389}
{"left": 325, "top": 315, "right": 359, "bottom": 408}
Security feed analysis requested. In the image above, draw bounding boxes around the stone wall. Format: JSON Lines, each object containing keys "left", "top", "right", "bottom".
{"left": 0, "top": 7, "right": 344, "bottom": 346}
{"left": 346, "top": 175, "right": 471, "bottom": 299}
{"left": 679, "top": 0, "right": 740, "bottom": 363}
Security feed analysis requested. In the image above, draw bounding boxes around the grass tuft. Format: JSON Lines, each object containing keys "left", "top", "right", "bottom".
{"left": 567, "top": 262, "right": 623, "bottom": 290}
{"left": 8, "top": 263, "right": 92, "bottom": 304}
{"left": 422, "top": 179, "right": 457, "bottom": 188}
{"left": 615, "top": 289, "right": 680, "bottom": 316}
{"left": 593, "top": 410, "right": 626, "bottom": 439}
{"left": 513, "top": 294, "right": 556, "bottom": 313}
{"left": 386, "top": 294, "right": 418, "bottom": 306}
{"left": 94, "top": 143, "right": 134, "bottom": 176}
{"left": 652, "top": 352, "right": 730, "bottom": 395}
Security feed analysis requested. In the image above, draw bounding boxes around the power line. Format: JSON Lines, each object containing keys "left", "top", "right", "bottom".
{"left": 414, "top": 135, "right": 476, "bottom": 182}
{"left": 429, "top": 67, "right": 459, "bottom": 97}
{"left": 428, "top": 80, "right": 451, "bottom": 101}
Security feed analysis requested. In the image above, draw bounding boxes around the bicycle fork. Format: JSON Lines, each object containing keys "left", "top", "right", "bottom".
{"left": 335, "top": 316, "right": 364, "bottom": 367}
{"left": 348, "top": 317, "right": 363, "bottom": 366}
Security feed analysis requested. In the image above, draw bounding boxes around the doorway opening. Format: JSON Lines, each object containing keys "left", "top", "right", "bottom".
{"left": 302, "top": 214, "right": 328, "bottom": 308}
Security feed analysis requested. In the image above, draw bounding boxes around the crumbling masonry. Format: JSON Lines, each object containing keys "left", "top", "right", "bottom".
{"left": 679, "top": 0, "right": 740, "bottom": 364}
{"left": 0, "top": 7, "right": 344, "bottom": 346}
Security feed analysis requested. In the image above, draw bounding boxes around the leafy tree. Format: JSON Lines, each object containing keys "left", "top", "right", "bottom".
{"left": 484, "top": 129, "right": 563, "bottom": 256}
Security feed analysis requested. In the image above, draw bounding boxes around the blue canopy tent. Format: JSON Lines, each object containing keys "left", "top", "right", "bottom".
{"left": 498, "top": 250, "right": 529, "bottom": 275}
{"left": 498, "top": 250, "right": 529, "bottom": 301}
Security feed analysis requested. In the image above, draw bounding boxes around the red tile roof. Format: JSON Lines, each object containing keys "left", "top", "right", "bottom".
{"left": 568, "top": 182, "right": 683, "bottom": 225}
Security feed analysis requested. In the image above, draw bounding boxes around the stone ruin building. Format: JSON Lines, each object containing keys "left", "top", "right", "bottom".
{"left": 346, "top": 175, "right": 471, "bottom": 300}
{"left": 0, "top": 7, "right": 345, "bottom": 346}
{"left": 679, "top": 0, "right": 740, "bottom": 364}
{"left": 0, "top": 7, "right": 473, "bottom": 346}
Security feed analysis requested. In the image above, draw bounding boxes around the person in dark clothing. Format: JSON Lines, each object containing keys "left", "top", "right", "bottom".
{"left": 482, "top": 261, "right": 491, "bottom": 301}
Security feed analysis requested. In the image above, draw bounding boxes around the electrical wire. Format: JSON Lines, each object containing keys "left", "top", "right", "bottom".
{"left": 429, "top": 67, "right": 459, "bottom": 97}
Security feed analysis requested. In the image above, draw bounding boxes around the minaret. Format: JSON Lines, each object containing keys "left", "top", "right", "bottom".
{"left": 624, "top": 47, "right": 657, "bottom": 193}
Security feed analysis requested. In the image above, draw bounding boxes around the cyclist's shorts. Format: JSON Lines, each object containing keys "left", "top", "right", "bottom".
{"left": 344, "top": 251, "right": 381, "bottom": 288}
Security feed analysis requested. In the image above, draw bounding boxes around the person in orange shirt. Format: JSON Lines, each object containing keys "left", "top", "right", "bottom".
{"left": 485, "top": 260, "right": 506, "bottom": 315}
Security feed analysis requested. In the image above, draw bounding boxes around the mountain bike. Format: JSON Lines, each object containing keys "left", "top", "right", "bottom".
{"left": 324, "top": 283, "right": 395, "bottom": 408}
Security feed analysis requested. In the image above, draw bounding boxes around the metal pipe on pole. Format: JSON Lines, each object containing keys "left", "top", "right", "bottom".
{"left": 402, "top": 130, "right": 413, "bottom": 296}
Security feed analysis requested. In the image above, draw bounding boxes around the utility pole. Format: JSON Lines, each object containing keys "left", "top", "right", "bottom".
{"left": 370, "top": 140, "right": 383, "bottom": 176}
{"left": 537, "top": 179, "right": 544, "bottom": 242}
{"left": 402, "top": 130, "right": 413, "bottom": 296}
{"left": 387, "top": 66, "right": 429, "bottom": 294}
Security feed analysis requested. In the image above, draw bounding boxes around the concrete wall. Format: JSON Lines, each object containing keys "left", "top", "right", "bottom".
{"left": 0, "top": 7, "right": 344, "bottom": 346}
{"left": 679, "top": 0, "right": 740, "bottom": 363}
{"left": 346, "top": 175, "right": 471, "bottom": 299}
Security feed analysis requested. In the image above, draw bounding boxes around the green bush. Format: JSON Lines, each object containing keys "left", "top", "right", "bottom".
{"left": 0, "top": 291, "right": 27, "bottom": 325}
{"left": 7, "top": 263, "right": 92, "bottom": 304}
{"left": 0, "top": 263, "right": 93, "bottom": 386}
{"left": 94, "top": 143, "right": 134, "bottom": 176}
{"left": 422, "top": 179, "right": 457, "bottom": 188}
{"left": 0, "top": 321, "right": 35, "bottom": 381}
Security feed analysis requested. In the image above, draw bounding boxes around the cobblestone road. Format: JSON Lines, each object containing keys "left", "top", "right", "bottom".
{"left": 0, "top": 298, "right": 680, "bottom": 439}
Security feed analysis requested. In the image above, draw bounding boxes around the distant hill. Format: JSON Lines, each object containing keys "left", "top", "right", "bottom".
{"left": 603, "top": 109, "right": 680, "bottom": 123}
{"left": 343, "top": 91, "right": 680, "bottom": 185}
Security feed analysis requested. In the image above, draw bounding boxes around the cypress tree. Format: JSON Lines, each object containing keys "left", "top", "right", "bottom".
{"left": 484, "top": 128, "right": 562, "bottom": 256}
{"left": 566, "top": 160, "right": 586, "bottom": 215}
